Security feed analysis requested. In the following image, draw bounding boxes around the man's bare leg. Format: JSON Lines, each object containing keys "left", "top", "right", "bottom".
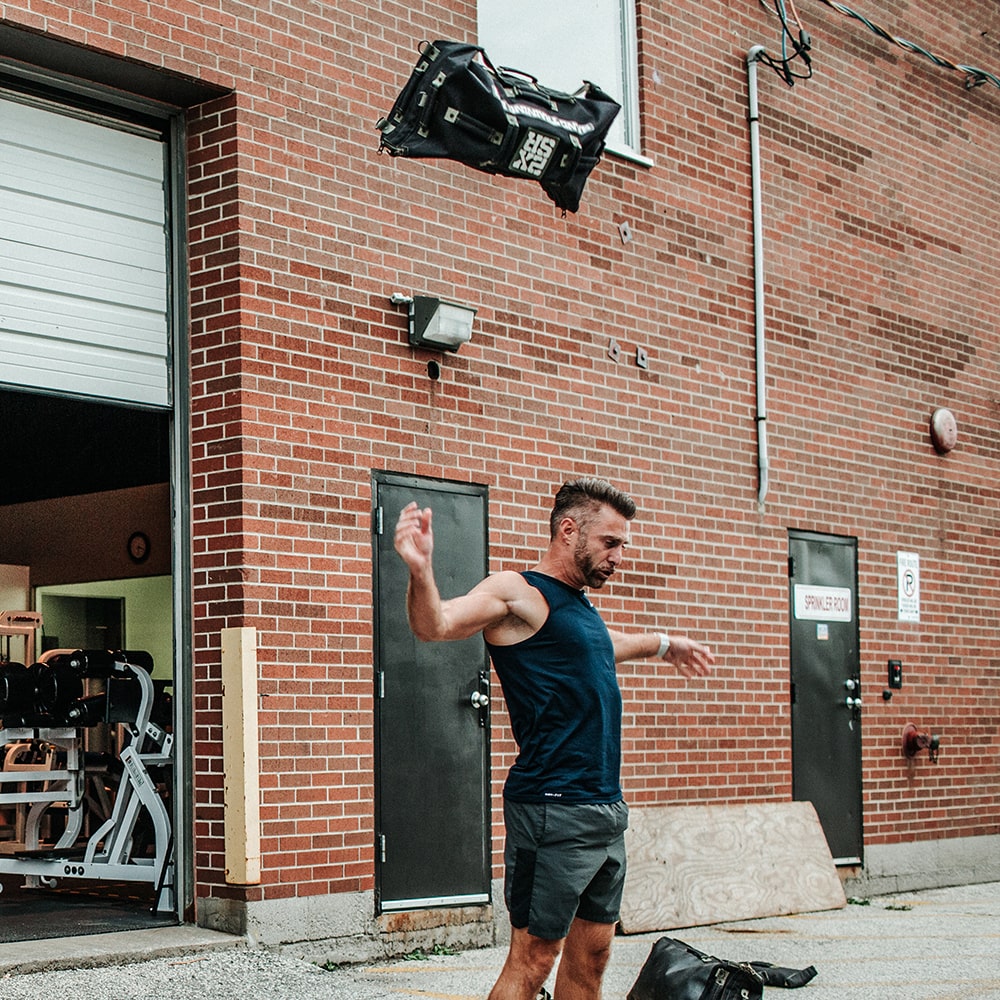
{"left": 487, "top": 925, "right": 563, "bottom": 1000}
{"left": 551, "top": 917, "right": 616, "bottom": 1000}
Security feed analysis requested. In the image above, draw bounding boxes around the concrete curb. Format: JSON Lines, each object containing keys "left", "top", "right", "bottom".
{"left": 0, "top": 925, "right": 243, "bottom": 976}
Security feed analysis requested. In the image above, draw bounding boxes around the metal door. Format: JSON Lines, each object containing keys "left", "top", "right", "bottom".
{"left": 788, "top": 530, "right": 863, "bottom": 863}
{"left": 372, "top": 473, "right": 491, "bottom": 912}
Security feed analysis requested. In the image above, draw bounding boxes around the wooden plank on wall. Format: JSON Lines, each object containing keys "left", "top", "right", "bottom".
{"left": 620, "top": 802, "right": 846, "bottom": 934}
{"left": 222, "top": 625, "right": 261, "bottom": 885}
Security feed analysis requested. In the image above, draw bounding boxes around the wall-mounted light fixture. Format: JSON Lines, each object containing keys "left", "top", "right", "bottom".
{"left": 389, "top": 293, "right": 477, "bottom": 352}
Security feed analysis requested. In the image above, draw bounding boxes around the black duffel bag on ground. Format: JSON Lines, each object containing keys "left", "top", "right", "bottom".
{"left": 627, "top": 936, "right": 818, "bottom": 1000}
{"left": 376, "top": 39, "right": 621, "bottom": 213}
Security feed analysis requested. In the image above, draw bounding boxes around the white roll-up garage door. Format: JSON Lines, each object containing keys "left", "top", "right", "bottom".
{"left": 0, "top": 94, "right": 170, "bottom": 407}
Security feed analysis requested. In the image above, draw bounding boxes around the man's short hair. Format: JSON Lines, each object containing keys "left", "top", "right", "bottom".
{"left": 549, "top": 478, "right": 637, "bottom": 538}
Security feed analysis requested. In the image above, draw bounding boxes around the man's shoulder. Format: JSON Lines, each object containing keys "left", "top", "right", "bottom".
{"left": 476, "top": 570, "right": 535, "bottom": 600}
{"left": 480, "top": 571, "right": 549, "bottom": 642}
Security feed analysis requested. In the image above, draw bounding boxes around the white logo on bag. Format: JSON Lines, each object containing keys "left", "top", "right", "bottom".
{"left": 486, "top": 76, "right": 597, "bottom": 136}
{"left": 511, "top": 131, "right": 557, "bottom": 176}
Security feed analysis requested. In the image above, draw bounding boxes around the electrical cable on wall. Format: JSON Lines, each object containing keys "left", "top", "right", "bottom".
{"left": 757, "top": 0, "right": 1000, "bottom": 92}
{"left": 755, "top": 0, "right": 813, "bottom": 85}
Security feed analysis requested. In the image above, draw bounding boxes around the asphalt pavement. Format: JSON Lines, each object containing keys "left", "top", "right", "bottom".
{"left": 0, "top": 881, "right": 997, "bottom": 999}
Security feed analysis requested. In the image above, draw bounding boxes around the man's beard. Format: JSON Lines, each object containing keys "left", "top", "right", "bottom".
{"left": 574, "top": 535, "right": 614, "bottom": 588}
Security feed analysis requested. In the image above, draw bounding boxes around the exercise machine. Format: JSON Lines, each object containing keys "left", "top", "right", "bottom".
{"left": 0, "top": 643, "right": 174, "bottom": 913}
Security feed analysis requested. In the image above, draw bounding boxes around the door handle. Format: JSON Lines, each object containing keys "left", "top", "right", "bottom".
{"left": 844, "top": 677, "right": 861, "bottom": 711}
{"left": 469, "top": 691, "right": 490, "bottom": 709}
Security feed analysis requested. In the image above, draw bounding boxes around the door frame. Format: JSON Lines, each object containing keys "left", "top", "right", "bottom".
{"left": 0, "top": 67, "right": 193, "bottom": 921}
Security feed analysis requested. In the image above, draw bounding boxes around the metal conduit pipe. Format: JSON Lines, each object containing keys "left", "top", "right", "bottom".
{"left": 747, "top": 46, "right": 769, "bottom": 508}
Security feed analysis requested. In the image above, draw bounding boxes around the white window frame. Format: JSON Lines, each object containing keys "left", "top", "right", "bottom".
{"left": 478, "top": 0, "right": 644, "bottom": 161}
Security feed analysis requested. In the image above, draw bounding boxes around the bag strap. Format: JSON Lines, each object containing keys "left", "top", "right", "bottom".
{"left": 749, "top": 962, "right": 819, "bottom": 989}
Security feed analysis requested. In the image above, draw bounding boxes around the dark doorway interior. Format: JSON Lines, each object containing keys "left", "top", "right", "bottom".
{"left": 0, "top": 389, "right": 169, "bottom": 504}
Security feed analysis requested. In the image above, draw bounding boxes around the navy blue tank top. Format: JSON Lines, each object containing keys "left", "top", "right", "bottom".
{"left": 485, "top": 571, "right": 623, "bottom": 804}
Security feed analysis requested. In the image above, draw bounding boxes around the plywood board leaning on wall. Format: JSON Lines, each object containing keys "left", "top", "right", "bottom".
{"left": 620, "top": 801, "right": 846, "bottom": 933}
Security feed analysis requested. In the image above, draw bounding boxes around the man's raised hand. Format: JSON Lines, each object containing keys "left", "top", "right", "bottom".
{"left": 394, "top": 501, "right": 434, "bottom": 573}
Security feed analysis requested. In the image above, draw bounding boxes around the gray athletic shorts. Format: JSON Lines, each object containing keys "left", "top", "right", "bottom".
{"left": 502, "top": 798, "right": 629, "bottom": 941}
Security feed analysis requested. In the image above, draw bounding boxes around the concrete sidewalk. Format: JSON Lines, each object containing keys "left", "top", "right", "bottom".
{"left": 0, "top": 881, "right": 997, "bottom": 999}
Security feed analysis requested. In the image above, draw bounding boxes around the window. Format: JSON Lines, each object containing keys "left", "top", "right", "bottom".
{"left": 478, "top": 0, "right": 641, "bottom": 157}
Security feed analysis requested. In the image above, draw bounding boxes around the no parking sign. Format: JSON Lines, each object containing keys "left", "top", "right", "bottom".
{"left": 897, "top": 551, "right": 920, "bottom": 622}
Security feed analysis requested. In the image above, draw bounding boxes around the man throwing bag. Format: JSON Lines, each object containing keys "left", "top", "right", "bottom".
{"left": 395, "top": 477, "right": 714, "bottom": 1000}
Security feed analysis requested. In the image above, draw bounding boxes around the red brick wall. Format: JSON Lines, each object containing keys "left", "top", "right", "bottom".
{"left": 4, "top": 0, "right": 997, "bottom": 908}
{"left": 744, "top": 4, "right": 1000, "bottom": 847}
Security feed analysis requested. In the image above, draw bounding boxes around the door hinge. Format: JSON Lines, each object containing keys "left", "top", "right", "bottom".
{"left": 787, "top": 556, "right": 795, "bottom": 578}
{"left": 378, "top": 833, "right": 386, "bottom": 863}
{"left": 378, "top": 670, "right": 385, "bottom": 699}
{"left": 373, "top": 506, "right": 384, "bottom": 535}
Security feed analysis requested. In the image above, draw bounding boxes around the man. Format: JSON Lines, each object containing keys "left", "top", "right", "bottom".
{"left": 394, "top": 477, "right": 714, "bottom": 1000}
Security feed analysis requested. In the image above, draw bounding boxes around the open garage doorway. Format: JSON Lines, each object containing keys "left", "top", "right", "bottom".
{"left": 0, "top": 389, "right": 177, "bottom": 940}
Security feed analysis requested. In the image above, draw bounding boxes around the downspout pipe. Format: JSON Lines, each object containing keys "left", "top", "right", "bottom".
{"left": 747, "top": 46, "right": 769, "bottom": 508}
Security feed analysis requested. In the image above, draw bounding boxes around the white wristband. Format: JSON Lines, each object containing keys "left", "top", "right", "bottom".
{"left": 655, "top": 632, "right": 670, "bottom": 659}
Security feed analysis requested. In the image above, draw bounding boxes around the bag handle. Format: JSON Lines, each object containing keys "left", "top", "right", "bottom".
{"left": 496, "top": 65, "right": 539, "bottom": 86}
{"left": 471, "top": 46, "right": 550, "bottom": 96}
{"left": 494, "top": 66, "right": 578, "bottom": 108}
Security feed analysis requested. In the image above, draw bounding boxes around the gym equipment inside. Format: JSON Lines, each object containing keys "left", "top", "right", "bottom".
{"left": 0, "top": 624, "right": 175, "bottom": 940}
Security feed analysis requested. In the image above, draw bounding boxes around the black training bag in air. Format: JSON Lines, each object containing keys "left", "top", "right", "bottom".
{"left": 376, "top": 39, "right": 621, "bottom": 213}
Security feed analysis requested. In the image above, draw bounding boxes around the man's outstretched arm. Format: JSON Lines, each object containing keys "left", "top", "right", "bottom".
{"left": 394, "top": 501, "right": 514, "bottom": 642}
{"left": 609, "top": 629, "right": 714, "bottom": 678}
